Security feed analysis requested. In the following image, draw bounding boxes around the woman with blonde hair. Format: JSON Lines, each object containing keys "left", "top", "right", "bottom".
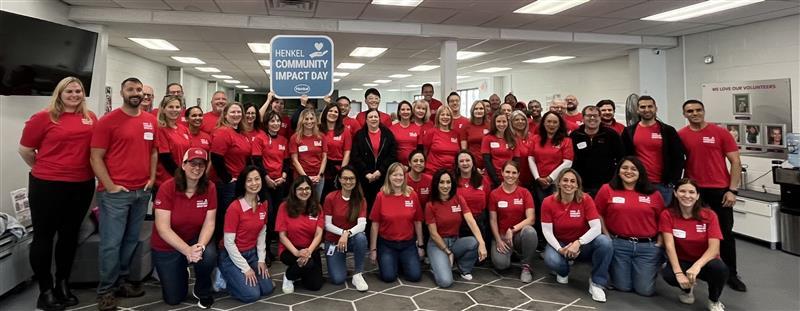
{"left": 369, "top": 162, "right": 425, "bottom": 282}
{"left": 290, "top": 109, "right": 328, "bottom": 201}
{"left": 420, "top": 105, "right": 462, "bottom": 174}
{"left": 19, "top": 76, "right": 97, "bottom": 310}
{"left": 155, "top": 95, "right": 191, "bottom": 194}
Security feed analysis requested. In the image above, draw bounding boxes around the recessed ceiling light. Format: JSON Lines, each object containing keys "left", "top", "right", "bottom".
{"left": 476, "top": 67, "right": 512, "bottom": 73}
{"left": 258, "top": 60, "right": 271, "bottom": 67}
{"left": 211, "top": 74, "right": 233, "bottom": 79}
{"left": 244, "top": 89, "right": 255, "bottom": 92}
{"left": 389, "top": 74, "right": 412, "bottom": 78}
{"left": 333, "top": 72, "right": 350, "bottom": 77}
{"left": 642, "top": 0, "right": 764, "bottom": 22}
{"left": 350, "top": 47, "right": 388, "bottom": 57}
{"left": 363, "top": 83, "right": 379, "bottom": 86}
{"left": 457, "top": 51, "right": 486, "bottom": 60}
{"left": 129, "top": 38, "right": 179, "bottom": 51}
{"left": 337, "top": 63, "right": 365, "bottom": 69}
{"left": 351, "top": 88, "right": 364, "bottom": 91}
{"left": 457, "top": 75, "right": 470, "bottom": 79}
{"left": 374, "top": 79, "right": 392, "bottom": 83}
{"left": 264, "top": 69, "right": 271, "bottom": 75}
{"left": 405, "top": 84, "right": 419, "bottom": 88}
{"left": 195, "top": 67, "right": 220, "bottom": 72}
{"left": 235, "top": 85, "right": 249, "bottom": 89}
{"left": 408, "top": 65, "right": 439, "bottom": 72}
{"left": 223, "top": 80, "right": 241, "bottom": 84}
{"left": 333, "top": 78, "right": 341, "bottom": 82}
{"left": 514, "top": 0, "right": 590, "bottom": 15}
{"left": 248, "top": 43, "right": 270, "bottom": 54}
{"left": 171, "top": 56, "right": 205, "bottom": 64}
{"left": 523, "top": 56, "right": 575, "bottom": 63}
{"left": 372, "top": 0, "right": 423, "bottom": 6}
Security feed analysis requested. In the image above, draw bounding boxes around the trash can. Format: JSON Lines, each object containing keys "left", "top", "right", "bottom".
{"left": 780, "top": 207, "right": 800, "bottom": 256}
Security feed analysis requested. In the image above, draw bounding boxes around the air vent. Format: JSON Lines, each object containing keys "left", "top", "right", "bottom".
{"left": 268, "top": 0, "right": 317, "bottom": 17}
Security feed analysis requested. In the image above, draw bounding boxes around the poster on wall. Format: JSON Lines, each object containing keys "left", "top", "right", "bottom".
{"left": 733, "top": 93, "right": 751, "bottom": 116}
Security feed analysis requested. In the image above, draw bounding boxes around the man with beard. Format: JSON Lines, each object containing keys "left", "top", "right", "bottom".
{"left": 139, "top": 85, "right": 155, "bottom": 113}
{"left": 200, "top": 91, "right": 227, "bottom": 133}
{"left": 91, "top": 77, "right": 158, "bottom": 311}
{"left": 596, "top": 99, "right": 625, "bottom": 134}
{"left": 569, "top": 106, "right": 623, "bottom": 196}
{"left": 421, "top": 83, "right": 442, "bottom": 113}
{"left": 488, "top": 93, "right": 501, "bottom": 117}
{"left": 620, "top": 95, "right": 684, "bottom": 205}
{"left": 549, "top": 98, "right": 579, "bottom": 133}
{"left": 563, "top": 95, "right": 583, "bottom": 128}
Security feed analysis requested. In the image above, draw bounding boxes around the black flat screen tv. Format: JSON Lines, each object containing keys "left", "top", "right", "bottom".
{"left": 0, "top": 10, "right": 98, "bottom": 96}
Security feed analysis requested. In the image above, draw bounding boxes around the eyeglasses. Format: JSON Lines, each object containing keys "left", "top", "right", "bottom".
{"left": 187, "top": 161, "right": 206, "bottom": 169}
{"left": 297, "top": 186, "right": 312, "bottom": 192}
{"left": 584, "top": 114, "right": 600, "bottom": 119}
{"left": 143, "top": 94, "right": 154, "bottom": 98}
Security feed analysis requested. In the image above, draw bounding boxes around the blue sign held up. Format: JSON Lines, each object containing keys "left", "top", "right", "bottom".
{"left": 270, "top": 35, "right": 334, "bottom": 98}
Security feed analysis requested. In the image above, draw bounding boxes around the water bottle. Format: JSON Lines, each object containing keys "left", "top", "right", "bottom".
{"left": 788, "top": 132, "right": 800, "bottom": 168}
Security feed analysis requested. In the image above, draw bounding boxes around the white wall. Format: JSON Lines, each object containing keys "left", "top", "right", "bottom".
{"left": 182, "top": 73, "right": 208, "bottom": 108}
{"left": 105, "top": 47, "right": 167, "bottom": 111}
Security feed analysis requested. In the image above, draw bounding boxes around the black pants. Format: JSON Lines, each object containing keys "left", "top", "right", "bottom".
{"left": 280, "top": 249, "right": 324, "bottom": 291}
{"left": 662, "top": 258, "right": 729, "bottom": 302}
{"left": 698, "top": 188, "right": 737, "bottom": 276}
{"left": 28, "top": 174, "right": 95, "bottom": 291}
{"left": 321, "top": 160, "right": 342, "bottom": 202}
{"left": 263, "top": 182, "right": 288, "bottom": 255}
{"left": 531, "top": 183, "right": 555, "bottom": 248}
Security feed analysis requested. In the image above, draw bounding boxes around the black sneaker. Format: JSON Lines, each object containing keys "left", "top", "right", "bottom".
{"left": 193, "top": 289, "right": 214, "bottom": 309}
{"left": 727, "top": 275, "right": 747, "bottom": 292}
{"left": 114, "top": 281, "right": 145, "bottom": 297}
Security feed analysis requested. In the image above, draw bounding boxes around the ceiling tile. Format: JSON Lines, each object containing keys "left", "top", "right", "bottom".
{"left": 441, "top": 11, "right": 499, "bottom": 26}
{"left": 214, "top": 0, "right": 267, "bottom": 15}
{"left": 627, "top": 21, "right": 707, "bottom": 36}
{"left": 559, "top": 0, "right": 647, "bottom": 17}
{"left": 402, "top": 7, "right": 457, "bottom": 23}
{"left": 315, "top": 1, "right": 366, "bottom": 19}
{"left": 691, "top": 1, "right": 800, "bottom": 24}
{"left": 518, "top": 15, "right": 587, "bottom": 31}
{"left": 113, "top": 0, "right": 172, "bottom": 10}
{"left": 479, "top": 13, "right": 540, "bottom": 28}
{"left": 359, "top": 4, "right": 416, "bottom": 21}
{"left": 604, "top": 0, "right": 705, "bottom": 19}
{"left": 164, "top": 0, "right": 219, "bottom": 12}
{"left": 557, "top": 17, "right": 628, "bottom": 33}
{"left": 663, "top": 24, "right": 731, "bottom": 36}
{"left": 594, "top": 20, "right": 660, "bottom": 34}
{"left": 719, "top": 8, "right": 800, "bottom": 26}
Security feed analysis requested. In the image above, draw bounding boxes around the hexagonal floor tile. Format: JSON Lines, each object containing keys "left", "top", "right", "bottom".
{"left": 294, "top": 297, "right": 354, "bottom": 311}
{"left": 414, "top": 289, "right": 475, "bottom": 311}
{"left": 354, "top": 293, "right": 416, "bottom": 311}
{"left": 468, "top": 285, "right": 530, "bottom": 308}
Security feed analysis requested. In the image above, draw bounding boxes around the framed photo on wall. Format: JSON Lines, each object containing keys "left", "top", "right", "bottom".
{"left": 733, "top": 93, "right": 750, "bottom": 115}
{"left": 744, "top": 123, "right": 761, "bottom": 145}
{"left": 724, "top": 123, "right": 742, "bottom": 143}
{"left": 764, "top": 124, "right": 786, "bottom": 147}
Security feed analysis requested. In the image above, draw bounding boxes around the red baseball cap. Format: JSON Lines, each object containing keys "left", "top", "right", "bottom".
{"left": 183, "top": 148, "right": 208, "bottom": 162}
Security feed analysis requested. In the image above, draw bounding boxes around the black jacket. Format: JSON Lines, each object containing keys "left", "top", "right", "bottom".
{"left": 350, "top": 126, "right": 397, "bottom": 186}
{"left": 621, "top": 119, "right": 686, "bottom": 185}
{"left": 570, "top": 125, "right": 624, "bottom": 192}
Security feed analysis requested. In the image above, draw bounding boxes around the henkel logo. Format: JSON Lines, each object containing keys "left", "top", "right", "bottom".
{"left": 314, "top": 140, "right": 323, "bottom": 146}
{"left": 696, "top": 224, "right": 707, "bottom": 233}
{"left": 409, "top": 132, "right": 418, "bottom": 137}
{"left": 420, "top": 187, "right": 430, "bottom": 195}
{"left": 450, "top": 137, "right": 458, "bottom": 143}
{"left": 569, "top": 210, "right": 581, "bottom": 218}
{"left": 702, "top": 136, "right": 716, "bottom": 144}
{"left": 278, "top": 144, "right": 286, "bottom": 151}
{"left": 513, "top": 198, "right": 524, "bottom": 205}
{"left": 638, "top": 196, "right": 651, "bottom": 204}
{"left": 197, "top": 199, "right": 208, "bottom": 208}
{"left": 404, "top": 200, "right": 414, "bottom": 208}
{"left": 294, "top": 84, "right": 310, "bottom": 94}
{"left": 143, "top": 122, "right": 154, "bottom": 130}
{"left": 259, "top": 212, "right": 267, "bottom": 220}
{"left": 200, "top": 138, "right": 209, "bottom": 145}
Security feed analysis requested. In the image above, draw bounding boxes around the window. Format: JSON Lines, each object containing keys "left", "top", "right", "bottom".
{"left": 457, "top": 88, "right": 479, "bottom": 116}
{"left": 413, "top": 94, "right": 424, "bottom": 101}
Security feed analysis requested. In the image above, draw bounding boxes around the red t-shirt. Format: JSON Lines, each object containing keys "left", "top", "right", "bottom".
{"left": 659, "top": 208, "right": 723, "bottom": 262}
{"left": 456, "top": 176, "right": 491, "bottom": 214}
{"left": 595, "top": 184, "right": 665, "bottom": 237}
{"left": 223, "top": 199, "right": 268, "bottom": 251}
{"left": 463, "top": 122, "right": 490, "bottom": 169}
{"left": 390, "top": 122, "right": 422, "bottom": 165}
{"left": 633, "top": 122, "right": 665, "bottom": 183}
{"left": 489, "top": 186, "right": 534, "bottom": 234}
{"left": 451, "top": 116, "right": 469, "bottom": 137}
{"left": 563, "top": 113, "right": 583, "bottom": 129}
{"left": 420, "top": 128, "right": 461, "bottom": 174}
{"left": 288, "top": 133, "right": 328, "bottom": 176}
{"left": 343, "top": 116, "right": 361, "bottom": 135}
{"left": 200, "top": 111, "right": 220, "bottom": 134}
{"left": 156, "top": 125, "right": 191, "bottom": 186}
{"left": 530, "top": 135, "right": 574, "bottom": 178}
{"left": 245, "top": 129, "right": 267, "bottom": 156}
{"left": 151, "top": 178, "right": 217, "bottom": 251}
{"left": 20, "top": 110, "right": 97, "bottom": 182}
{"left": 515, "top": 132, "right": 535, "bottom": 185}
{"left": 322, "top": 190, "right": 367, "bottom": 242}
{"left": 278, "top": 115, "right": 293, "bottom": 138}
{"left": 188, "top": 130, "right": 212, "bottom": 151}
{"left": 425, "top": 195, "right": 470, "bottom": 238}
{"left": 368, "top": 130, "right": 381, "bottom": 157}
{"left": 275, "top": 202, "right": 324, "bottom": 255}
{"left": 679, "top": 124, "right": 738, "bottom": 188}
{"left": 90, "top": 109, "right": 158, "bottom": 191}
{"left": 356, "top": 110, "right": 392, "bottom": 128}
{"left": 541, "top": 194, "right": 599, "bottom": 242}
{"left": 481, "top": 135, "right": 520, "bottom": 178}
{"left": 369, "top": 191, "right": 423, "bottom": 241}
{"left": 210, "top": 126, "right": 252, "bottom": 180}
{"left": 406, "top": 173, "right": 433, "bottom": 211}
{"left": 604, "top": 121, "right": 625, "bottom": 135}
{"left": 151, "top": 108, "right": 188, "bottom": 127}
{"left": 428, "top": 98, "right": 443, "bottom": 112}
{"left": 259, "top": 134, "right": 289, "bottom": 179}
{"left": 324, "top": 128, "right": 352, "bottom": 162}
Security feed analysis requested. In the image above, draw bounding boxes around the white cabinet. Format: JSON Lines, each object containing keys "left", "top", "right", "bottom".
{"left": 733, "top": 196, "right": 781, "bottom": 249}
{"left": 0, "top": 227, "right": 34, "bottom": 296}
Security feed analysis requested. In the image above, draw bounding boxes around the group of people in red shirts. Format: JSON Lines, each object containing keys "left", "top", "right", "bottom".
{"left": 20, "top": 77, "right": 743, "bottom": 311}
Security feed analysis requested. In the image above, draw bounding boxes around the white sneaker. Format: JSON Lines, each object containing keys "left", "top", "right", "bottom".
{"left": 460, "top": 273, "right": 473, "bottom": 281}
{"left": 679, "top": 287, "right": 695, "bottom": 304}
{"left": 352, "top": 273, "right": 369, "bottom": 292}
{"left": 588, "top": 279, "right": 607, "bottom": 303}
{"left": 282, "top": 275, "right": 294, "bottom": 294}
{"left": 556, "top": 274, "right": 569, "bottom": 284}
{"left": 708, "top": 301, "right": 725, "bottom": 311}
{"left": 520, "top": 265, "right": 533, "bottom": 283}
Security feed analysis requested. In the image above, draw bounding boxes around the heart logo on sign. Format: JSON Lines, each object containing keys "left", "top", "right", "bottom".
{"left": 314, "top": 42, "right": 323, "bottom": 51}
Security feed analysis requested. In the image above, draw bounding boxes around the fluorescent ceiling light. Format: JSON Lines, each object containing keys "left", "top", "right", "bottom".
{"left": 387, "top": 89, "right": 401, "bottom": 91}
{"left": 523, "top": 56, "right": 575, "bottom": 63}
{"left": 514, "top": 0, "right": 590, "bottom": 15}
{"left": 350, "top": 47, "right": 388, "bottom": 57}
{"left": 371, "top": 0, "right": 423, "bottom": 7}
{"left": 476, "top": 67, "right": 512, "bottom": 73}
{"left": 389, "top": 74, "right": 412, "bottom": 78}
{"left": 642, "top": 0, "right": 764, "bottom": 22}
{"left": 351, "top": 88, "right": 364, "bottom": 91}
{"left": 337, "top": 63, "right": 365, "bottom": 69}
{"left": 171, "top": 56, "right": 205, "bottom": 64}
{"left": 264, "top": 69, "right": 271, "bottom": 75}
{"left": 363, "top": 83, "right": 379, "bottom": 86}
{"left": 248, "top": 43, "right": 270, "bottom": 54}
{"left": 129, "top": 38, "right": 179, "bottom": 51}
{"left": 457, "top": 51, "right": 486, "bottom": 60}
{"left": 374, "top": 79, "right": 392, "bottom": 83}
{"left": 405, "top": 84, "right": 419, "bottom": 88}
{"left": 408, "top": 65, "right": 439, "bottom": 72}
{"left": 195, "top": 67, "right": 220, "bottom": 72}
{"left": 211, "top": 74, "right": 232, "bottom": 79}
{"left": 457, "top": 75, "right": 470, "bottom": 79}
{"left": 244, "top": 89, "right": 255, "bottom": 92}
{"left": 333, "top": 78, "right": 341, "bottom": 82}
{"left": 333, "top": 72, "right": 350, "bottom": 77}
{"left": 258, "top": 60, "right": 271, "bottom": 67}
{"left": 235, "top": 85, "right": 249, "bottom": 89}
{"left": 223, "top": 80, "right": 241, "bottom": 84}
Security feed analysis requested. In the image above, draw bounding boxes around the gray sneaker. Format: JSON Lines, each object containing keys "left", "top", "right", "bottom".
{"left": 520, "top": 264, "right": 533, "bottom": 283}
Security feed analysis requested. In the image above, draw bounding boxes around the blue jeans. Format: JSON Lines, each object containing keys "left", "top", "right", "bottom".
{"left": 152, "top": 242, "right": 217, "bottom": 305}
{"left": 427, "top": 236, "right": 478, "bottom": 288}
{"left": 377, "top": 238, "right": 421, "bottom": 282}
{"left": 219, "top": 248, "right": 274, "bottom": 303}
{"left": 96, "top": 188, "right": 151, "bottom": 294}
{"left": 654, "top": 183, "right": 673, "bottom": 206}
{"left": 610, "top": 237, "right": 663, "bottom": 296}
{"left": 325, "top": 232, "right": 368, "bottom": 285}
{"left": 543, "top": 235, "right": 613, "bottom": 286}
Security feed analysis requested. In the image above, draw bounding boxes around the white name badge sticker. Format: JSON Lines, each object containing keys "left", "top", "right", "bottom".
{"left": 298, "top": 145, "right": 309, "bottom": 152}
{"left": 143, "top": 132, "right": 154, "bottom": 140}
{"left": 498, "top": 201, "right": 509, "bottom": 208}
{"left": 612, "top": 197, "right": 626, "bottom": 204}
{"left": 672, "top": 229, "right": 687, "bottom": 239}
{"left": 576, "top": 142, "right": 587, "bottom": 149}
{"left": 490, "top": 142, "right": 500, "bottom": 148}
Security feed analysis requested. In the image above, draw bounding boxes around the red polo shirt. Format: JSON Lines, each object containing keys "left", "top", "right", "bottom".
{"left": 223, "top": 199, "right": 268, "bottom": 251}
{"left": 151, "top": 178, "right": 217, "bottom": 251}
